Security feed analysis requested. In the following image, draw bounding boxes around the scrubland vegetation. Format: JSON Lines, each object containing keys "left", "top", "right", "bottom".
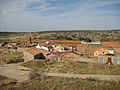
{"left": 1, "top": 75, "right": 120, "bottom": 90}
{"left": 21, "top": 60, "right": 120, "bottom": 75}
{"left": 0, "top": 51, "right": 23, "bottom": 64}
{"left": 32, "top": 30, "right": 120, "bottom": 41}
{"left": 0, "top": 30, "right": 120, "bottom": 42}
{"left": 0, "top": 75, "right": 16, "bottom": 89}
{"left": 0, "top": 30, "right": 120, "bottom": 90}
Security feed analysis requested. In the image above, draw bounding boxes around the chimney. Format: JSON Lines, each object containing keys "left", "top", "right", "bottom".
{"left": 29, "top": 37, "right": 32, "bottom": 44}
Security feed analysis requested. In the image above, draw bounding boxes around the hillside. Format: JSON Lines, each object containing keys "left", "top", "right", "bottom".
{"left": 0, "top": 30, "right": 120, "bottom": 41}
{"left": 32, "top": 30, "right": 120, "bottom": 41}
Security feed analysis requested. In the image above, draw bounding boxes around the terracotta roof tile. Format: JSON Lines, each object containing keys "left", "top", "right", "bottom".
{"left": 77, "top": 47, "right": 101, "bottom": 54}
{"left": 0, "top": 46, "right": 8, "bottom": 49}
{"left": 63, "top": 53, "right": 79, "bottom": 57}
{"left": 48, "top": 51, "right": 70, "bottom": 56}
{"left": 26, "top": 48, "right": 50, "bottom": 55}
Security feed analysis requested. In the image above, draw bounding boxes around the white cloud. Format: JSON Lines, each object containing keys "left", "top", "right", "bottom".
{"left": 60, "top": 0, "right": 120, "bottom": 17}
{"left": 0, "top": 0, "right": 120, "bottom": 32}
{"left": 89, "top": 0, "right": 120, "bottom": 8}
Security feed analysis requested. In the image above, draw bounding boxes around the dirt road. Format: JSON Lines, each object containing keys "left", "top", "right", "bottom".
{"left": 0, "top": 63, "right": 29, "bottom": 82}
{"left": 0, "top": 63, "right": 120, "bottom": 82}
{"left": 46, "top": 73, "right": 120, "bottom": 82}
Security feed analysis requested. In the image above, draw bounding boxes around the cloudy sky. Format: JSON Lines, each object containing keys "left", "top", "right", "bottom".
{"left": 0, "top": 0, "right": 120, "bottom": 32}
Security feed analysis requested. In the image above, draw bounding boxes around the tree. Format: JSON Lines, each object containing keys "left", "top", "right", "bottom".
{"left": 84, "top": 38, "right": 92, "bottom": 42}
{"left": 79, "top": 37, "right": 85, "bottom": 40}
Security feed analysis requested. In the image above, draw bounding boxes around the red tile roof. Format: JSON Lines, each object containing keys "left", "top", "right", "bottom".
{"left": 26, "top": 48, "right": 50, "bottom": 55}
{"left": 63, "top": 52, "right": 79, "bottom": 57}
{"left": 0, "top": 46, "right": 8, "bottom": 49}
{"left": 77, "top": 47, "right": 100, "bottom": 54}
{"left": 48, "top": 51, "right": 70, "bottom": 56}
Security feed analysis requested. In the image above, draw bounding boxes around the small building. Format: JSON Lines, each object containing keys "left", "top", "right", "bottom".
{"left": 54, "top": 44, "right": 65, "bottom": 52}
{"left": 98, "top": 54, "right": 119, "bottom": 65}
{"left": 24, "top": 48, "right": 50, "bottom": 62}
{"left": 47, "top": 51, "right": 79, "bottom": 61}
{"left": 8, "top": 43, "right": 18, "bottom": 46}
{"left": 77, "top": 47, "right": 96, "bottom": 55}
{"left": 62, "top": 52, "right": 79, "bottom": 61}
{"left": 0, "top": 42, "right": 7, "bottom": 46}
{"left": 36, "top": 43, "right": 54, "bottom": 51}
{"left": 94, "top": 48, "right": 109, "bottom": 56}
{"left": 36, "top": 44, "right": 49, "bottom": 51}
{"left": 81, "top": 41, "right": 101, "bottom": 44}
{"left": 47, "top": 51, "right": 69, "bottom": 61}
{"left": 63, "top": 45, "right": 77, "bottom": 52}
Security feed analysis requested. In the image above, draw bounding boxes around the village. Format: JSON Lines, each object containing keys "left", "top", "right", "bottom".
{"left": 1, "top": 0, "right": 120, "bottom": 89}
{"left": 0, "top": 37, "right": 120, "bottom": 64}
{"left": 0, "top": 34, "right": 120, "bottom": 89}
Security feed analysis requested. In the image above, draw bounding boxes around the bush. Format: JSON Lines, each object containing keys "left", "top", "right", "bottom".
{"left": 66, "top": 37, "right": 73, "bottom": 40}
{"left": 29, "top": 70, "right": 43, "bottom": 80}
{"left": 84, "top": 38, "right": 92, "bottom": 42}
{"left": 79, "top": 37, "right": 85, "bottom": 40}
{"left": 86, "top": 77, "right": 100, "bottom": 82}
{"left": 7, "top": 59, "right": 24, "bottom": 64}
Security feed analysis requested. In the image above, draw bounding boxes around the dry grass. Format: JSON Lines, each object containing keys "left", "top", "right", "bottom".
{"left": 1, "top": 76, "right": 120, "bottom": 90}
{"left": 0, "top": 75, "right": 16, "bottom": 89}
{"left": 0, "top": 50, "right": 23, "bottom": 64}
{"left": 22, "top": 60, "right": 120, "bottom": 75}
{"left": 113, "top": 48, "right": 120, "bottom": 54}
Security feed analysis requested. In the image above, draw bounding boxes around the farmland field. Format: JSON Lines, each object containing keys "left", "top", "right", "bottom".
{"left": 102, "top": 41, "right": 120, "bottom": 47}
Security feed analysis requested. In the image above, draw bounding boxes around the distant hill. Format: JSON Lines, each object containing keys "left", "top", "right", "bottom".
{"left": 0, "top": 30, "right": 120, "bottom": 41}
{"left": 31, "top": 30, "right": 120, "bottom": 41}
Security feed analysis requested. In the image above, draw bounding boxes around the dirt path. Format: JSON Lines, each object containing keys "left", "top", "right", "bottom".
{"left": 45, "top": 73, "right": 120, "bottom": 82}
{"left": 0, "top": 63, "right": 120, "bottom": 82}
{"left": 0, "top": 63, "right": 29, "bottom": 82}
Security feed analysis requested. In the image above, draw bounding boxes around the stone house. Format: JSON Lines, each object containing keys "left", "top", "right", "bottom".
{"left": 62, "top": 52, "right": 79, "bottom": 61}
{"left": 53, "top": 45, "right": 65, "bottom": 52}
{"left": 47, "top": 51, "right": 79, "bottom": 61}
{"left": 24, "top": 48, "right": 50, "bottom": 62}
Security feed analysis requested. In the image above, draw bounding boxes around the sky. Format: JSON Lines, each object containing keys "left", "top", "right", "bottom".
{"left": 0, "top": 0, "right": 120, "bottom": 32}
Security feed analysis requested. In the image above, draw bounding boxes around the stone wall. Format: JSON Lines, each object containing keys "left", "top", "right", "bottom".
{"left": 24, "top": 51, "right": 34, "bottom": 62}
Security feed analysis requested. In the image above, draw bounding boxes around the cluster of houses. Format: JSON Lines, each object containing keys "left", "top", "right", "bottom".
{"left": 0, "top": 37, "right": 119, "bottom": 65}
{"left": 23, "top": 41, "right": 119, "bottom": 65}
{"left": 0, "top": 42, "right": 20, "bottom": 51}
{"left": 24, "top": 41, "right": 78, "bottom": 62}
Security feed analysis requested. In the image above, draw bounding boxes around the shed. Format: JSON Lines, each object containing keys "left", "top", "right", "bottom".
{"left": 98, "top": 54, "right": 119, "bottom": 65}
{"left": 47, "top": 51, "right": 79, "bottom": 61}
{"left": 24, "top": 48, "right": 50, "bottom": 62}
{"left": 77, "top": 47, "right": 96, "bottom": 55}
{"left": 54, "top": 45, "right": 65, "bottom": 52}
{"left": 47, "top": 51, "right": 69, "bottom": 61}
{"left": 62, "top": 52, "right": 79, "bottom": 61}
{"left": 94, "top": 48, "right": 109, "bottom": 56}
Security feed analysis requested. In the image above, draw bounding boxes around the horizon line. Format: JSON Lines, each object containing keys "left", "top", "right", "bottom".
{"left": 0, "top": 29, "right": 120, "bottom": 33}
